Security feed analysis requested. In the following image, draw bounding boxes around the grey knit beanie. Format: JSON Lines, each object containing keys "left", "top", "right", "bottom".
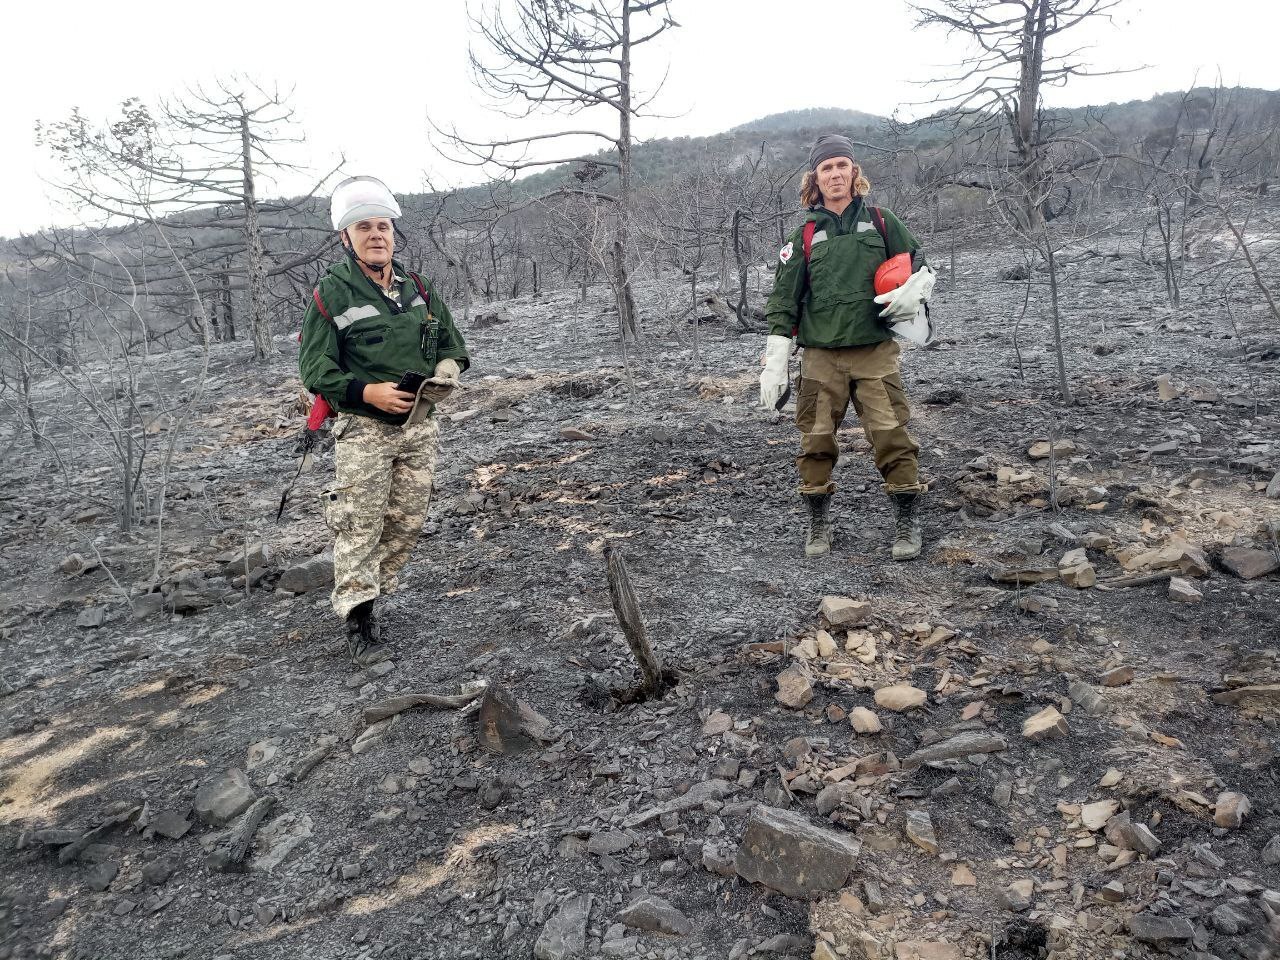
{"left": 808, "top": 134, "right": 856, "bottom": 171}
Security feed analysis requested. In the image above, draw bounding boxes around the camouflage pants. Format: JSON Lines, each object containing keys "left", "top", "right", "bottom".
{"left": 795, "top": 340, "right": 923, "bottom": 496}
{"left": 323, "top": 413, "right": 440, "bottom": 620}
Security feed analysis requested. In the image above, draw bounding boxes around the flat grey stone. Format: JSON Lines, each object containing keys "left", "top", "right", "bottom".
{"left": 534, "top": 892, "right": 593, "bottom": 960}
{"left": 734, "top": 805, "right": 861, "bottom": 899}
{"left": 617, "top": 893, "right": 692, "bottom": 936}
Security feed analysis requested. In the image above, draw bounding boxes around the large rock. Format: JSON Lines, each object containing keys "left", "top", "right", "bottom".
{"left": 897, "top": 943, "right": 963, "bottom": 960}
{"left": 1168, "top": 577, "right": 1203, "bottom": 603}
{"left": 534, "top": 893, "right": 593, "bottom": 960}
{"left": 818, "top": 596, "right": 871, "bottom": 627}
{"left": 219, "top": 542, "right": 272, "bottom": 578}
{"left": 277, "top": 551, "right": 334, "bottom": 594}
{"left": 849, "top": 707, "right": 883, "bottom": 734}
{"left": 617, "top": 894, "right": 692, "bottom": 936}
{"left": 1028, "top": 439, "right": 1076, "bottom": 460}
{"left": 1220, "top": 547, "right": 1279, "bottom": 581}
{"left": 194, "top": 769, "right": 255, "bottom": 826}
{"left": 902, "top": 731, "right": 1007, "bottom": 769}
{"left": 734, "top": 805, "right": 862, "bottom": 899}
{"left": 1103, "top": 810, "right": 1161, "bottom": 855}
{"left": 1127, "top": 912, "right": 1194, "bottom": 945}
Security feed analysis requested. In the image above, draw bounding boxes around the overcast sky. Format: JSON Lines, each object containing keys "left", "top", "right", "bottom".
{"left": 4, "top": 0, "right": 1277, "bottom": 238}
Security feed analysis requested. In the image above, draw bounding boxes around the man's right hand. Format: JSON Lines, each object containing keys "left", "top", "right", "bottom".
{"left": 363, "top": 382, "right": 416, "bottom": 415}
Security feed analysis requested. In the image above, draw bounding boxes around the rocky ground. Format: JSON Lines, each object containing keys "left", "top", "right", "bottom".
{"left": 1, "top": 213, "right": 1279, "bottom": 960}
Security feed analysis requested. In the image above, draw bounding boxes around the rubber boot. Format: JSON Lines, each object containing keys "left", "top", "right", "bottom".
{"left": 344, "top": 599, "right": 384, "bottom": 664}
{"left": 804, "top": 493, "right": 833, "bottom": 558}
{"left": 891, "top": 491, "right": 923, "bottom": 561}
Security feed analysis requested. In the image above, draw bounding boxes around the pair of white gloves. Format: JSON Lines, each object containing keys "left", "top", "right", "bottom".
{"left": 759, "top": 265, "right": 935, "bottom": 409}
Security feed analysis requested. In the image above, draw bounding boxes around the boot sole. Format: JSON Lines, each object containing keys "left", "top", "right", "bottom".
{"left": 805, "top": 543, "right": 832, "bottom": 557}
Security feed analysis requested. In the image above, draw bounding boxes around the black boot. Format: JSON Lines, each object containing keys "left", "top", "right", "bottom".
{"left": 344, "top": 599, "right": 384, "bottom": 664}
{"left": 891, "top": 491, "right": 923, "bottom": 561}
{"left": 804, "top": 493, "right": 832, "bottom": 557}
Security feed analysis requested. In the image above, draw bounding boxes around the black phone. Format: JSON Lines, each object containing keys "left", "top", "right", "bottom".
{"left": 396, "top": 371, "right": 426, "bottom": 394}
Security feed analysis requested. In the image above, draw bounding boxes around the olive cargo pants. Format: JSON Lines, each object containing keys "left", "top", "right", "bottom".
{"left": 323, "top": 413, "right": 439, "bottom": 620}
{"left": 794, "top": 340, "right": 923, "bottom": 496}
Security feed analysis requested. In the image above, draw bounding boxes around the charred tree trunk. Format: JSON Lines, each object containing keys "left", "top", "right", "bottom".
{"left": 241, "top": 113, "right": 271, "bottom": 360}
{"left": 604, "top": 545, "right": 671, "bottom": 701}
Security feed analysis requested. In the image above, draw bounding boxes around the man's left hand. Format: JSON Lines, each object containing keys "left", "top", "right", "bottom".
{"left": 875, "top": 265, "right": 936, "bottom": 323}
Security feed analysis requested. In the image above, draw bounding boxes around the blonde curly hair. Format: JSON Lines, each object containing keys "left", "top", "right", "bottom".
{"left": 800, "top": 164, "right": 871, "bottom": 208}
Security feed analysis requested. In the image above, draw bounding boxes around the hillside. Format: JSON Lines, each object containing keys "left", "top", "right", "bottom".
{"left": 1, "top": 200, "right": 1278, "bottom": 959}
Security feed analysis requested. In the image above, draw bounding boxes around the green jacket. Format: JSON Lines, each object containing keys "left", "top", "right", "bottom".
{"left": 298, "top": 257, "right": 470, "bottom": 425}
{"left": 765, "top": 200, "right": 922, "bottom": 349}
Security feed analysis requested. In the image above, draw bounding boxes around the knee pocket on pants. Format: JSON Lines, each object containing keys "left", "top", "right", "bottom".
{"left": 322, "top": 487, "right": 379, "bottom": 534}
{"left": 795, "top": 377, "right": 821, "bottom": 428}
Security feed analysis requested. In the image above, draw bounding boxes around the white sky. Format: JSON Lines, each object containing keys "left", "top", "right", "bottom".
{"left": 3, "top": 0, "right": 1277, "bottom": 238}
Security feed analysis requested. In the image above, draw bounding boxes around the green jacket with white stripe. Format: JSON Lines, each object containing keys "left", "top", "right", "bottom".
{"left": 765, "top": 199, "right": 921, "bottom": 349}
{"left": 298, "top": 256, "right": 470, "bottom": 425}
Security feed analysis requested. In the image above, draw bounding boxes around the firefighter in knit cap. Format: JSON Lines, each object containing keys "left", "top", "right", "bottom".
{"left": 760, "top": 135, "right": 936, "bottom": 560}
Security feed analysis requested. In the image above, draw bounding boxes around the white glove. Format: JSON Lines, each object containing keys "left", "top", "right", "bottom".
{"left": 875, "top": 265, "right": 936, "bottom": 324}
{"left": 433, "top": 358, "right": 461, "bottom": 384}
{"left": 759, "top": 334, "right": 792, "bottom": 410}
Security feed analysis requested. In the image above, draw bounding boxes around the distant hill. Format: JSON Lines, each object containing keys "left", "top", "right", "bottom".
{"left": 731, "top": 107, "right": 888, "bottom": 135}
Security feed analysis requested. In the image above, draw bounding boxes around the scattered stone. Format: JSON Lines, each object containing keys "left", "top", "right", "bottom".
{"left": 848, "top": 707, "right": 883, "bottom": 734}
{"left": 1220, "top": 547, "right": 1279, "bottom": 581}
{"left": 814, "top": 629, "right": 838, "bottom": 658}
{"left": 587, "top": 831, "right": 634, "bottom": 857}
{"left": 1263, "top": 835, "right": 1280, "bottom": 866}
{"left": 902, "top": 731, "right": 1007, "bottom": 770}
{"left": 1104, "top": 811, "right": 1161, "bottom": 855}
{"left": 534, "top": 893, "right": 593, "bottom": 960}
{"left": 951, "top": 864, "right": 977, "bottom": 887}
{"left": 702, "top": 710, "right": 732, "bottom": 736}
{"left": 1001, "top": 878, "right": 1034, "bottom": 912}
{"left": 1100, "top": 666, "right": 1134, "bottom": 687}
{"left": 1211, "top": 903, "right": 1248, "bottom": 935}
{"left": 59, "top": 553, "right": 89, "bottom": 575}
{"left": 734, "top": 805, "right": 862, "bottom": 900}
{"left": 219, "top": 542, "right": 271, "bottom": 578}
{"left": 1081, "top": 800, "right": 1120, "bottom": 831}
{"left": 818, "top": 596, "right": 871, "bottom": 627}
{"left": 1168, "top": 577, "right": 1203, "bottom": 603}
{"left": 85, "top": 861, "right": 118, "bottom": 892}
{"left": 904, "top": 811, "right": 939, "bottom": 855}
{"left": 148, "top": 810, "right": 191, "bottom": 841}
{"left": 1214, "top": 791, "right": 1251, "bottom": 828}
{"left": 874, "top": 684, "right": 926, "bottom": 712}
{"left": 624, "top": 779, "right": 735, "bottom": 828}
{"left": 1212, "top": 684, "right": 1280, "bottom": 706}
{"left": 141, "top": 858, "right": 176, "bottom": 885}
{"left": 617, "top": 894, "right": 692, "bottom": 936}
{"left": 277, "top": 551, "right": 333, "bottom": 594}
{"left": 1127, "top": 912, "right": 1194, "bottom": 946}
{"left": 194, "top": 769, "right": 255, "bottom": 826}
{"left": 1098, "top": 880, "right": 1127, "bottom": 902}
{"left": 1028, "top": 439, "right": 1076, "bottom": 460}
{"left": 1268, "top": 471, "right": 1280, "bottom": 499}
{"left": 250, "top": 813, "right": 314, "bottom": 873}
{"left": 896, "top": 943, "right": 963, "bottom": 960}
{"left": 775, "top": 666, "right": 814, "bottom": 709}
{"left": 76, "top": 606, "right": 107, "bottom": 629}
{"left": 206, "top": 795, "right": 276, "bottom": 872}
{"left": 1058, "top": 548, "right": 1097, "bottom": 588}
{"left": 559, "top": 426, "right": 594, "bottom": 441}
{"left": 1023, "top": 706, "right": 1068, "bottom": 740}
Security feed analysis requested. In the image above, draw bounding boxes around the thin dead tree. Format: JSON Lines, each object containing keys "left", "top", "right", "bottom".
{"left": 36, "top": 79, "right": 338, "bottom": 360}
{"left": 912, "top": 0, "right": 1132, "bottom": 403}
{"left": 439, "top": 0, "right": 678, "bottom": 345}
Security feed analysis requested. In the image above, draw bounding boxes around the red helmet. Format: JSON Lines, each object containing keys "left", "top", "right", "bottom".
{"left": 874, "top": 253, "right": 913, "bottom": 297}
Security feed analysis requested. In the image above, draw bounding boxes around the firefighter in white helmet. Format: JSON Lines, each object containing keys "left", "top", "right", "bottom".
{"left": 299, "top": 176, "right": 470, "bottom": 663}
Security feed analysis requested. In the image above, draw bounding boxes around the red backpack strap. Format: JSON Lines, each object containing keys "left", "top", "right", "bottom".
{"left": 802, "top": 221, "right": 817, "bottom": 262}
{"left": 409, "top": 272, "right": 431, "bottom": 308}
{"left": 870, "top": 206, "right": 890, "bottom": 252}
{"left": 311, "top": 287, "right": 332, "bottom": 321}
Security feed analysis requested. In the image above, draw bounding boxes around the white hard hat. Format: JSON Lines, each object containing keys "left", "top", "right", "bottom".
{"left": 331, "top": 176, "right": 402, "bottom": 232}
